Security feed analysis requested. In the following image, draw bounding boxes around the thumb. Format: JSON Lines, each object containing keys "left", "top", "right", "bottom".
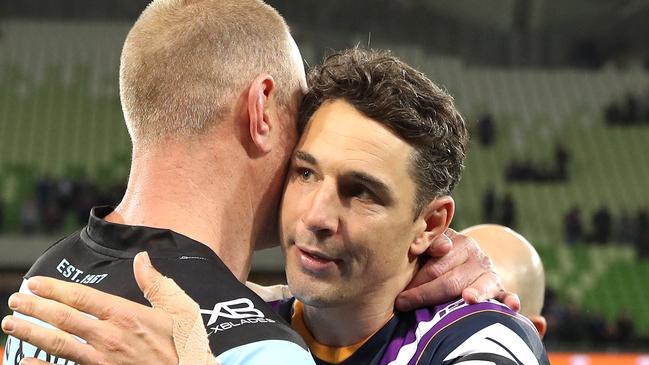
{"left": 134, "top": 251, "right": 165, "bottom": 301}
{"left": 134, "top": 252, "right": 217, "bottom": 365}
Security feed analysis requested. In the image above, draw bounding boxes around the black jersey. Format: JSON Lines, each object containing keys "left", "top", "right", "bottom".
{"left": 272, "top": 298, "right": 549, "bottom": 365}
{"left": 3, "top": 207, "right": 314, "bottom": 365}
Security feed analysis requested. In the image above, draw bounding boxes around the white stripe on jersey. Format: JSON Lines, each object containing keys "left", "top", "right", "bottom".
{"left": 387, "top": 299, "right": 526, "bottom": 365}
{"left": 443, "top": 323, "right": 539, "bottom": 365}
{"left": 386, "top": 299, "right": 466, "bottom": 365}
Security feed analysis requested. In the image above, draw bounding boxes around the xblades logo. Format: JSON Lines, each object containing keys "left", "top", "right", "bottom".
{"left": 200, "top": 298, "right": 264, "bottom": 326}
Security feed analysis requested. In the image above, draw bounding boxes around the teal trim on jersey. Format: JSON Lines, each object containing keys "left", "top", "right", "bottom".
{"left": 217, "top": 339, "right": 315, "bottom": 365}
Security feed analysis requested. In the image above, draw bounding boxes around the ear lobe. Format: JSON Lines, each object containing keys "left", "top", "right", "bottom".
{"left": 248, "top": 74, "right": 276, "bottom": 154}
{"left": 410, "top": 196, "right": 455, "bottom": 256}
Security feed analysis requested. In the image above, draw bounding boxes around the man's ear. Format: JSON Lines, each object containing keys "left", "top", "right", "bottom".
{"left": 247, "top": 74, "right": 276, "bottom": 154}
{"left": 410, "top": 196, "right": 454, "bottom": 256}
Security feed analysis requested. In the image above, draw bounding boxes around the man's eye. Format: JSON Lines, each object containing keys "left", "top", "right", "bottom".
{"left": 341, "top": 184, "right": 378, "bottom": 203}
{"left": 296, "top": 167, "right": 315, "bottom": 182}
{"left": 355, "top": 187, "right": 373, "bottom": 200}
{"left": 359, "top": 190, "right": 381, "bottom": 204}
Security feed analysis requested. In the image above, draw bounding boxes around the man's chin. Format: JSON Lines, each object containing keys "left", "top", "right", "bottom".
{"left": 294, "top": 293, "right": 333, "bottom": 307}
{"left": 291, "top": 284, "right": 345, "bottom": 308}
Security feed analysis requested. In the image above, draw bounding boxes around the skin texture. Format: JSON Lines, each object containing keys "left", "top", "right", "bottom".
{"left": 282, "top": 99, "right": 428, "bottom": 308}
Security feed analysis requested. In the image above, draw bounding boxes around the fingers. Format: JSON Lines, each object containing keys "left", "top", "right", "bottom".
{"left": 460, "top": 270, "right": 501, "bottom": 304}
{"left": 397, "top": 229, "right": 496, "bottom": 311}
{"left": 6, "top": 292, "right": 100, "bottom": 343}
{"left": 134, "top": 251, "right": 193, "bottom": 314}
{"left": 133, "top": 252, "right": 202, "bottom": 364}
{"left": 405, "top": 234, "right": 474, "bottom": 291}
{"left": 459, "top": 265, "right": 520, "bottom": 312}
{"left": 499, "top": 292, "right": 521, "bottom": 312}
{"left": 134, "top": 251, "right": 165, "bottom": 301}
{"left": 396, "top": 253, "right": 488, "bottom": 311}
{"left": 2, "top": 315, "right": 98, "bottom": 365}
{"left": 461, "top": 273, "right": 520, "bottom": 312}
{"left": 424, "top": 231, "right": 452, "bottom": 257}
{"left": 26, "top": 276, "right": 134, "bottom": 320}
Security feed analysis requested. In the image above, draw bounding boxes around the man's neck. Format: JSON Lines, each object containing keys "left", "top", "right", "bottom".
{"left": 304, "top": 298, "right": 394, "bottom": 347}
{"left": 299, "top": 265, "right": 419, "bottom": 347}
{"left": 301, "top": 292, "right": 400, "bottom": 346}
{"left": 106, "top": 140, "right": 261, "bottom": 281}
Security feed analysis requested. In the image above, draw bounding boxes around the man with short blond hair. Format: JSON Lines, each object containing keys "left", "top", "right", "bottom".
{"left": 120, "top": 0, "right": 303, "bottom": 148}
{"left": 3, "top": 0, "right": 313, "bottom": 363}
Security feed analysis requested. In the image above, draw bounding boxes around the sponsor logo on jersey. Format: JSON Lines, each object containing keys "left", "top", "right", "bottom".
{"left": 200, "top": 298, "right": 276, "bottom": 334}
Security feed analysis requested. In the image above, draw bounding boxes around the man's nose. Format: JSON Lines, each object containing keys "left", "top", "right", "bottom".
{"left": 302, "top": 182, "right": 339, "bottom": 237}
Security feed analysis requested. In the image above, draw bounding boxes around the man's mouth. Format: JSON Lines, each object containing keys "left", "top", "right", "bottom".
{"left": 293, "top": 243, "right": 342, "bottom": 272}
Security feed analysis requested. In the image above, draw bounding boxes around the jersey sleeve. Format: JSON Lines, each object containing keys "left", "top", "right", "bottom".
{"left": 426, "top": 302, "right": 549, "bottom": 365}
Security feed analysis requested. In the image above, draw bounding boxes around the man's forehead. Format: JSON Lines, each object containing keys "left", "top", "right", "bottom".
{"left": 300, "top": 100, "right": 402, "bottom": 143}
{"left": 296, "top": 100, "right": 414, "bottom": 178}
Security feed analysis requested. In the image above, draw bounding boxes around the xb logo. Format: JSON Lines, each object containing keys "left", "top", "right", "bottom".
{"left": 200, "top": 298, "right": 264, "bottom": 326}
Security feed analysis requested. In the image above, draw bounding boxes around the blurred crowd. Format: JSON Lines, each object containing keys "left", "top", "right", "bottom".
{"left": 504, "top": 143, "right": 570, "bottom": 183}
{"left": 563, "top": 205, "right": 649, "bottom": 257}
{"left": 543, "top": 288, "right": 647, "bottom": 350}
{"left": 0, "top": 176, "right": 125, "bottom": 235}
{"left": 477, "top": 114, "right": 571, "bottom": 183}
{"left": 605, "top": 91, "right": 649, "bottom": 126}
{"left": 482, "top": 188, "right": 517, "bottom": 229}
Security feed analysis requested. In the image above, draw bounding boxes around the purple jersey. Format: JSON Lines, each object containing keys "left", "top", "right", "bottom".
{"left": 273, "top": 297, "right": 549, "bottom": 365}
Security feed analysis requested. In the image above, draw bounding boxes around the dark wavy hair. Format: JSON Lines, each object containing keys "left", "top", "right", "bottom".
{"left": 298, "top": 48, "right": 469, "bottom": 214}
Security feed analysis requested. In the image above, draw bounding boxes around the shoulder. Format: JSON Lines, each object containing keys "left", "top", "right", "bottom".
{"left": 25, "top": 231, "right": 84, "bottom": 279}
{"left": 388, "top": 299, "right": 549, "bottom": 365}
{"left": 25, "top": 234, "right": 310, "bottom": 361}
{"left": 151, "top": 258, "right": 309, "bottom": 359}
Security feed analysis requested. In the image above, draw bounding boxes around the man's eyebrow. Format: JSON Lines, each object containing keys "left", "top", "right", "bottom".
{"left": 347, "top": 171, "right": 394, "bottom": 203}
{"left": 294, "top": 150, "right": 318, "bottom": 165}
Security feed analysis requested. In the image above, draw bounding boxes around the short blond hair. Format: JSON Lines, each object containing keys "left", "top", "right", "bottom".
{"left": 120, "top": 0, "right": 300, "bottom": 146}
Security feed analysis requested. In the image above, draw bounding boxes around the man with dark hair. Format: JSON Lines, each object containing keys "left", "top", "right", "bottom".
{"left": 297, "top": 49, "right": 467, "bottom": 212}
{"left": 277, "top": 48, "right": 548, "bottom": 364}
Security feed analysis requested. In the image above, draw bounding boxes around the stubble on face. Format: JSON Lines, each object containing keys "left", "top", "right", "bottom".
{"left": 280, "top": 100, "right": 425, "bottom": 309}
